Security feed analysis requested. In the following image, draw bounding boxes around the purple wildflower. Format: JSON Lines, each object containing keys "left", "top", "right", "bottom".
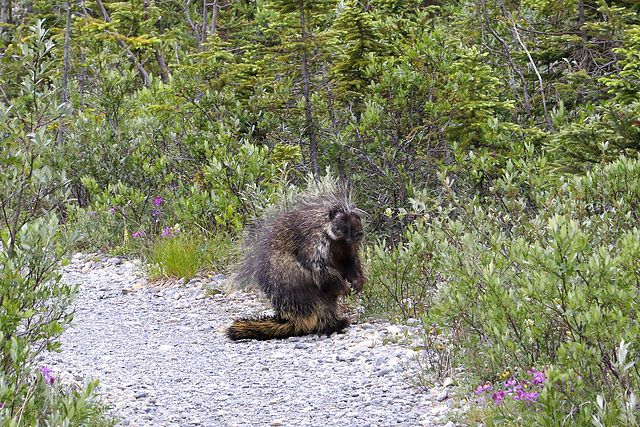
{"left": 525, "top": 391, "right": 539, "bottom": 402}
{"left": 529, "top": 369, "right": 546, "bottom": 386}
{"left": 505, "top": 378, "right": 518, "bottom": 389}
{"left": 152, "top": 209, "right": 163, "bottom": 218}
{"left": 153, "top": 197, "right": 165, "bottom": 207}
{"left": 475, "top": 383, "right": 492, "bottom": 394}
{"left": 39, "top": 366, "right": 55, "bottom": 385}
{"left": 492, "top": 390, "right": 505, "bottom": 404}
{"left": 132, "top": 232, "right": 145, "bottom": 239}
{"left": 161, "top": 227, "right": 179, "bottom": 238}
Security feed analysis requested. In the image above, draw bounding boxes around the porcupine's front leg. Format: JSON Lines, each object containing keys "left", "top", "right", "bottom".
{"left": 343, "top": 255, "right": 364, "bottom": 293}
{"left": 320, "top": 266, "right": 352, "bottom": 297}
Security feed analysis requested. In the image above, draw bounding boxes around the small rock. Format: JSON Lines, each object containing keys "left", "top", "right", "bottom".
{"left": 134, "top": 391, "right": 147, "bottom": 399}
{"left": 443, "top": 377, "right": 455, "bottom": 388}
{"left": 336, "top": 354, "right": 356, "bottom": 362}
{"left": 211, "top": 274, "right": 226, "bottom": 283}
{"left": 436, "top": 389, "right": 449, "bottom": 402}
{"left": 386, "top": 325, "right": 402, "bottom": 336}
{"left": 355, "top": 339, "right": 375, "bottom": 349}
{"left": 377, "top": 368, "right": 391, "bottom": 377}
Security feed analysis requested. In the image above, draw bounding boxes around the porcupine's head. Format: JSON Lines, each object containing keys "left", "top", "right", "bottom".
{"left": 326, "top": 204, "right": 364, "bottom": 245}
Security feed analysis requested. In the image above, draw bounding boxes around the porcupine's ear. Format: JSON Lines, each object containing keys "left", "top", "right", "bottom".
{"left": 328, "top": 205, "right": 342, "bottom": 220}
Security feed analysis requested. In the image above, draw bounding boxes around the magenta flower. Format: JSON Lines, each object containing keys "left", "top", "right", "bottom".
{"left": 161, "top": 227, "right": 180, "bottom": 238}
{"left": 505, "top": 378, "right": 518, "bottom": 389}
{"left": 132, "top": 232, "right": 145, "bottom": 239}
{"left": 153, "top": 197, "right": 165, "bottom": 207}
{"left": 529, "top": 369, "right": 546, "bottom": 386}
{"left": 39, "top": 366, "right": 55, "bottom": 385}
{"left": 475, "top": 383, "right": 492, "bottom": 394}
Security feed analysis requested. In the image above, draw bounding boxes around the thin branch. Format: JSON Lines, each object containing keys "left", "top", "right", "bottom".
{"left": 505, "top": 9, "right": 555, "bottom": 133}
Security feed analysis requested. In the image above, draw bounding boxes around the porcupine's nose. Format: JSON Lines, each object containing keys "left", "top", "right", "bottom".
{"left": 350, "top": 229, "right": 364, "bottom": 242}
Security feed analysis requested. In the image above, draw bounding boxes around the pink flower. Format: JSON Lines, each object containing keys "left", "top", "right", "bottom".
{"left": 475, "top": 383, "right": 492, "bottom": 394}
{"left": 39, "top": 366, "right": 55, "bottom": 385}
{"left": 492, "top": 390, "right": 505, "bottom": 404}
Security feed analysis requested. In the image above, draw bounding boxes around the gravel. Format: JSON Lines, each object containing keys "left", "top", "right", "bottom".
{"left": 43, "top": 253, "right": 458, "bottom": 427}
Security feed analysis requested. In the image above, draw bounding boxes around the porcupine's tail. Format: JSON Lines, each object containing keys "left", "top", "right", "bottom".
{"left": 226, "top": 313, "right": 350, "bottom": 341}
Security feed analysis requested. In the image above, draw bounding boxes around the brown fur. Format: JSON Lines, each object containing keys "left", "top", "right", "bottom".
{"left": 226, "top": 192, "right": 365, "bottom": 341}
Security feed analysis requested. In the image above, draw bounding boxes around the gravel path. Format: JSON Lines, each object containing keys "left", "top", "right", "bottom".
{"left": 43, "top": 254, "right": 457, "bottom": 426}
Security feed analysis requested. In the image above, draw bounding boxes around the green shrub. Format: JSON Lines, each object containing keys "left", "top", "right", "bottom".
{"left": 364, "top": 222, "right": 440, "bottom": 320}
{"left": 74, "top": 176, "right": 172, "bottom": 252}
{"left": 0, "top": 20, "right": 114, "bottom": 426}
{"left": 369, "top": 151, "right": 640, "bottom": 423}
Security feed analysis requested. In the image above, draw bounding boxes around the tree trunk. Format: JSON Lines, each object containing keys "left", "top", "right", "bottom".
{"left": 299, "top": 0, "right": 319, "bottom": 180}
{"left": 184, "top": 0, "right": 202, "bottom": 53}
{"left": 155, "top": 49, "right": 170, "bottom": 84}
{"left": 201, "top": 0, "right": 208, "bottom": 46}
{"left": 0, "top": 0, "right": 7, "bottom": 24}
{"left": 58, "top": 0, "right": 71, "bottom": 145}
{"left": 210, "top": 0, "right": 218, "bottom": 34}
{"left": 145, "top": 0, "right": 170, "bottom": 83}
{"left": 61, "top": 0, "right": 71, "bottom": 105}
{"left": 0, "top": 0, "right": 10, "bottom": 38}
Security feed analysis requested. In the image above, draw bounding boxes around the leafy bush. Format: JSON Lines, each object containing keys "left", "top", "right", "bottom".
{"left": 74, "top": 177, "right": 172, "bottom": 252}
{"left": 364, "top": 222, "right": 440, "bottom": 319}
{"left": 369, "top": 150, "right": 640, "bottom": 423}
{"left": 0, "top": 20, "right": 114, "bottom": 426}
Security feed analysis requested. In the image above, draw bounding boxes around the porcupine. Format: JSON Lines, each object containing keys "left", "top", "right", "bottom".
{"left": 226, "top": 191, "right": 365, "bottom": 341}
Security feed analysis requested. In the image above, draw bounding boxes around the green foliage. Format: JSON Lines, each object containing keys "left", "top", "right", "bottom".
{"left": 0, "top": 21, "right": 113, "bottom": 425}
{"left": 0, "top": 373, "right": 116, "bottom": 426}
{"left": 3, "top": 2, "right": 640, "bottom": 424}
{"left": 198, "top": 141, "right": 298, "bottom": 234}
{"left": 547, "top": 20, "right": 640, "bottom": 171}
{"left": 369, "top": 152, "right": 640, "bottom": 423}
{"left": 365, "top": 222, "right": 440, "bottom": 319}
